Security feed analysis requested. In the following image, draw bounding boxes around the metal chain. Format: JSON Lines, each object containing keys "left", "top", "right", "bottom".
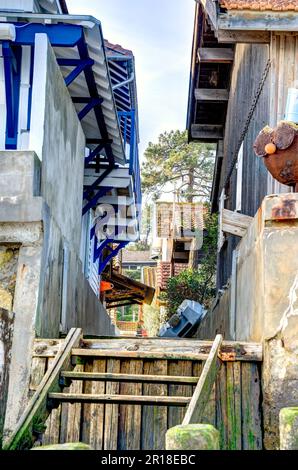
{"left": 223, "top": 59, "right": 271, "bottom": 188}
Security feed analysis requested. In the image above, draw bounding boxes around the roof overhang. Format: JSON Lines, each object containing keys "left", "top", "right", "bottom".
{"left": 196, "top": 0, "right": 298, "bottom": 34}
{"left": 0, "top": 12, "right": 126, "bottom": 164}
{"left": 218, "top": 9, "right": 298, "bottom": 32}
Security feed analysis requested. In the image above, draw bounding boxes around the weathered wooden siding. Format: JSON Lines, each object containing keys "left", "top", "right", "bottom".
{"left": 268, "top": 32, "right": 298, "bottom": 194}
{"left": 217, "top": 43, "right": 270, "bottom": 288}
{"left": 30, "top": 355, "right": 263, "bottom": 450}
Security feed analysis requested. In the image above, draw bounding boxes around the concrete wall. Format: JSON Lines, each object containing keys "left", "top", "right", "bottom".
{"left": 1, "top": 36, "right": 116, "bottom": 439}
{"left": 199, "top": 193, "right": 298, "bottom": 449}
{"left": 0, "top": 308, "right": 14, "bottom": 446}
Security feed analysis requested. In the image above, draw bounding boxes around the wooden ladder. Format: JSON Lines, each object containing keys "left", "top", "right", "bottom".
{"left": 3, "top": 331, "right": 262, "bottom": 450}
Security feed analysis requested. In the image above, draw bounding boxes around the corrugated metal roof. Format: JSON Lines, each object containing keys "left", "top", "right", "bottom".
{"left": 220, "top": 0, "right": 298, "bottom": 11}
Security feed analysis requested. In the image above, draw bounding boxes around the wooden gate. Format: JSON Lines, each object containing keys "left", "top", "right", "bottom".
{"left": 27, "top": 335, "right": 263, "bottom": 450}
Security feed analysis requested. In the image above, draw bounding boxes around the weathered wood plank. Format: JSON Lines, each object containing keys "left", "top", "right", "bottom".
{"left": 104, "top": 359, "right": 120, "bottom": 450}
{"left": 80, "top": 360, "right": 93, "bottom": 445}
{"left": 141, "top": 360, "right": 168, "bottom": 450}
{"left": 118, "top": 359, "right": 143, "bottom": 450}
{"left": 32, "top": 339, "right": 64, "bottom": 357}
{"left": 217, "top": 30, "right": 270, "bottom": 44}
{"left": 29, "top": 357, "right": 47, "bottom": 394}
{"left": 89, "top": 359, "right": 106, "bottom": 450}
{"left": 218, "top": 12, "right": 298, "bottom": 33}
{"left": 215, "top": 362, "right": 228, "bottom": 450}
{"left": 168, "top": 361, "right": 193, "bottom": 429}
{"left": 151, "top": 360, "right": 168, "bottom": 450}
{"left": 66, "top": 364, "right": 84, "bottom": 443}
{"left": 75, "top": 339, "right": 262, "bottom": 362}
{"left": 3, "top": 328, "right": 82, "bottom": 450}
{"left": 198, "top": 47, "right": 234, "bottom": 63}
{"left": 61, "top": 371, "right": 198, "bottom": 385}
{"left": 201, "top": 382, "right": 216, "bottom": 427}
{"left": 195, "top": 88, "right": 229, "bottom": 101}
{"left": 43, "top": 358, "right": 61, "bottom": 445}
{"left": 191, "top": 124, "right": 223, "bottom": 141}
{"left": 48, "top": 393, "right": 189, "bottom": 406}
{"left": 241, "top": 362, "right": 262, "bottom": 450}
{"left": 72, "top": 350, "right": 205, "bottom": 361}
{"left": 222, "top": 208, "right": 253, "bottom": 238}
{"left": 226, "top": 362, "right": 242, "bottom": 450}
{"left": 182, "top": 335, "right": 223, "bottom": 425}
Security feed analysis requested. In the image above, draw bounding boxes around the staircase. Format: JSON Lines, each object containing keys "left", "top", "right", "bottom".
{"left": 3, "top": 329, "right": 263, "bottom": 450}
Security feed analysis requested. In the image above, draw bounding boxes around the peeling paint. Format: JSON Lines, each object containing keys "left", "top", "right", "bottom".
{"left": 274, "top": 273, "right": 298, "bottom": 336}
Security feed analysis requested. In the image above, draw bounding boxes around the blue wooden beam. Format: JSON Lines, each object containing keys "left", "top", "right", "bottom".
{"left": 77, "top": 37, "right": 115, "bottom": 166}
{"left": 2, "top": 42, "right": 21, "bottom": 149}
{"left": 78, "top": 97, "right": 103, "bottom": 121}
{"left": 82, "top": 186, "right": 112, "bottom": 216}
{"left": 12, "top": 23, "right": 83, "bottom": 47}
{"left": 64, "top": 58, "right": 94, "bottom": 87}
{"left": 98, "top": 241, "right": 128, "bottom": 274}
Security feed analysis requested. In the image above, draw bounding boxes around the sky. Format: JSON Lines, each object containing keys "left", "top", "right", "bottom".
{"left": 66, "top": 0, "right": 195, "bottom": 160}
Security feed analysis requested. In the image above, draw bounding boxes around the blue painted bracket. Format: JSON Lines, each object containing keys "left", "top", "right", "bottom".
{"left": 82, "top": 186, "right": 112, "bottom": 216}
{"left": 83, "top": 165, "right": 114, "bottom": 201}
{"left": 98, "top": 241, "right": 128, "bottom": 274}
{"left": 91, "top": 229, "right": 128, "bottom": 275}
{"left": 77, "top": 37, "right": 115, "bottom": 165}
{"left": 63, "top": 58, "right": 94, "bottom": 87}
{"left": 78, "top": 97, "right": 103, "bottom": 121}
{"left": 2, "top": 42, "right": 22, "bottom": 149}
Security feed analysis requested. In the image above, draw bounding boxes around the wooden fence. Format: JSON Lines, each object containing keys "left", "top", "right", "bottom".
{"left": 28, "top": 340, "right": 263, "bottom": 450}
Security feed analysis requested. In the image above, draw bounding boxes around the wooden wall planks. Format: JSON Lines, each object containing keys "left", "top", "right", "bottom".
{"left": 217, "top": 43, "right": 270, "bottom": 289}
{"left": 30, "top": 356, "right": 263, "bottom": 450}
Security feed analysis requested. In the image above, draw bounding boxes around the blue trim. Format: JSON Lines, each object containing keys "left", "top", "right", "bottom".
{"left": 2, "top": 42, "right": 22, "bottom": 150}
{"left": 98, "top": 241, "right": 128, "bottom": 274}
{"left": 78, "top": 97, "right": 103, "bottom": 121}
{"left": 26, "top": 45, "right": 34, "bottom": 131}
{"left": 77, "top": 38, "right": 115, "bottom": 165}
{"left": 83, "top": 165, "right": 114, "bottom": 201}
{"left": 64, "top": 58, "right": 94, "bottom": 87}
{"left": 12, "top": 23, "right": 83, "bottom": 47}
{"left": 84, "top": 143, "right": 105, "bottom": 166}
{"left": 82, "top": 186, "right": 112, "bottom": 216}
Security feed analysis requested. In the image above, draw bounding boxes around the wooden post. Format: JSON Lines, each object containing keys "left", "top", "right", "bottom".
{"left": 280, "top": 407, "right": 298, "bottom": 450}
{"left": 166, "top": 424, "right": 219, "bottom": 450}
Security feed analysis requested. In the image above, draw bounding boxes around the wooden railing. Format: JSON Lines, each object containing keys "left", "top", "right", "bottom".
{"left": 182, "top": 334, "right": 223, "bottom": 425}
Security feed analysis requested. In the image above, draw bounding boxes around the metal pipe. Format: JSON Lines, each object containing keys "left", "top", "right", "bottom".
{"left": 112, "top": 72, "right": 135, "bottom": 91}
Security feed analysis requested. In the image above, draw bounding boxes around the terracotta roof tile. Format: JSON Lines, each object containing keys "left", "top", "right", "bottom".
{"left": 104, "top": 39, "right": 133, "bottom": 57}
{"left": 220, "top": 0, "right": 298, "bottom": 11}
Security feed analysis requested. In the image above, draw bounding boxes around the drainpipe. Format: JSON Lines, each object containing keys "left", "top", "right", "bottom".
{"left": 112, "top": 73, "right": 135, "bottom": 91}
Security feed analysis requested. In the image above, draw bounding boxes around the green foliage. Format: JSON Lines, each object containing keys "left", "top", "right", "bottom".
{"left": 142, "top": 130, "right": 215, "bottom": 202}
{"left": 123, "top": 268, "right": 141, "bottom": 282}
{"left": 165, "top": 209, "right": 218, "bottom": 318}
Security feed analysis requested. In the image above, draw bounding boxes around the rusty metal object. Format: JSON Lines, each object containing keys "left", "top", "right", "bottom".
{"left": 271, "top": 196, "right": 297, "bottom": 220}
{"left": 253, "top": 127, "right": 273, "bottom": 157}
{"left": 273, "top": 122, "right": 296, "bottom": 150}
{"left": 263, "top": 134, "right": 298, "bottom": 186}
